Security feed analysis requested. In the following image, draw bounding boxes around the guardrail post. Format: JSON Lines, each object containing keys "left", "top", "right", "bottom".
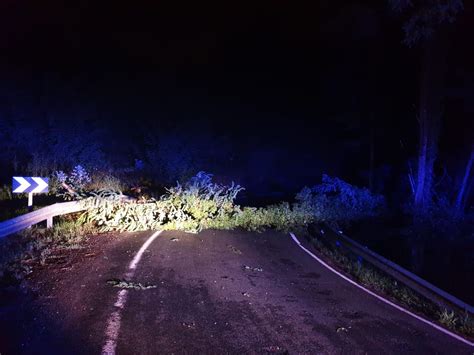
{"left": 47, "top": 216, "right": 53, "bottom": 228}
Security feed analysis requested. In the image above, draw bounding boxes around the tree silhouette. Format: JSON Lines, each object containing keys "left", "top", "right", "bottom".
{"left": 389, "top": 0, "right": 464, "bottom": 213}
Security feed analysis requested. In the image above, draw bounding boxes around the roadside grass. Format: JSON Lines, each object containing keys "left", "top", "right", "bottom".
{"left": 459, "top": 312, "right": 474, "bottom": 335}
{"left": 436, "top": 309, "right": 474, "bottom": 335}
{"left": 307, "top": 234, "right": 474, "bottom": 339}
{"left": 0, "top": 184, "right": 12, "bottom": 201}
{"left": 438, "top": 309, "right": 458, "bottom": 329}
{"left": 0, "top": 216, "right": 99, "bottom": 285}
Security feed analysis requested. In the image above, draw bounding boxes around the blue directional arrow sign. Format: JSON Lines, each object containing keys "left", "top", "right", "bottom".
{"left": 12, "top": 177, "right": 49, "bottom": 194}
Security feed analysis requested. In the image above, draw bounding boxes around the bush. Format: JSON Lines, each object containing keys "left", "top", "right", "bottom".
{"left": 51, "top": 165, "right": 92, "bottom": 200}
{"left": 295, "top": 174, "right": 386, "bottom": 227}
{"left": 405, "top": 191, "right": 469, "bottom": 238}
{"left": 51, "top": 165, "right": 126, "bottom": 200}
{"left": 87, "top": 173, "right": 127, "bottom": 192}
{"left": 0, "top": 185, "right": 12, "bottom": 201}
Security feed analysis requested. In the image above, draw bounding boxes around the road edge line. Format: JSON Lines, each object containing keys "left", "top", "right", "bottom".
{"left": 289, "top": 232, "right": 474, "bottom": 348}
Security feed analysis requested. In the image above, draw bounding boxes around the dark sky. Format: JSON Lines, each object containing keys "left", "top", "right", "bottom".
{"left": 0, "top": 1, "right": 409, "bottom": 101}
{"left": 0, "top": 1, "right": 414, "bottom": 130}
{"left": 0, "top": 1, "right": 473, "bottom": 198}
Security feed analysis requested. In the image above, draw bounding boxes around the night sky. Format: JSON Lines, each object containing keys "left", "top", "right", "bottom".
{"left": 1, "top": 1, "right": 473, "bottom": 202}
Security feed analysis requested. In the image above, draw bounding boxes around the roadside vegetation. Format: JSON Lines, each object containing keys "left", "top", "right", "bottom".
{"left": 74, "top": 171, "right": 385, "bottom": 234}
{"left": 307, "top": 232, "right": 474, "bottom": 339}
{"left": 1, "top": 167, "right": 472, "bottom": 341}
{"left": 0, "top": 216, "right": 96, "bottom": 286}
{"left": 1, "top": 168, "right": 384, "bottom": 285}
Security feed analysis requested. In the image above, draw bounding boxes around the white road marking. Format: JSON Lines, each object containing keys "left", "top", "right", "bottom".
{"left": 102, "top": 230, "right": 162, "bottom": 355}
{"left": 289, "top": 232, "right": 474, "bottom": 348}
{"left": 129, "top": 231, "right": 162, "bottom": 270}
{"left": 102, "top": 311, "right": 123, "bottom": 355}
{"left": 114, "top": 289, "right": 128, "bottom": 309}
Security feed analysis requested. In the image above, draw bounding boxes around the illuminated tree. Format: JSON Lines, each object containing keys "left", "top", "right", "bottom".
{"left": 454, "top": 145, "right": 474, "bottom": 214}
{"left": 389, "top": 0, "right": 464, "bottom": 213}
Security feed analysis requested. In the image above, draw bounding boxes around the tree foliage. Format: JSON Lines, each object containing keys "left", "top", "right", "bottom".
{"left": 80, "top": 172, "right": 386, "bottom": 233}
{"left": 0, "top": 117, "right": 107, "bottom": 176}
{"left": 388, "top": 0, "right": 463, "bottom": 46}
{"left": 296, "top": 175, "right": 386, "bottom": 227}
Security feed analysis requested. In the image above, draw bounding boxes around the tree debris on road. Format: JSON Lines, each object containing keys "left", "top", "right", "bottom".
{"left": 243, "top": 265, "right": 263, "bottom": 272}
{"left": 227, "top": 245, "right": 242, "bottom": 254}
{"left": 106, "top": 279, "right": 157, "bottom": 290}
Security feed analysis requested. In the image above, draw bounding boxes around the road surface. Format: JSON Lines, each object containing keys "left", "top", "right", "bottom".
{"left": 1, "top": 229, "right": 472, "bottom": 354}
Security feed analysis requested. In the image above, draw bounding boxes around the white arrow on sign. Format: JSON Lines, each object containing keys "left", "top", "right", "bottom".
{"left": 12, "top": 177, "right": 31, "bottom": 193}
{"left": 31, "top": 177, "right": 49, "bottom": 193}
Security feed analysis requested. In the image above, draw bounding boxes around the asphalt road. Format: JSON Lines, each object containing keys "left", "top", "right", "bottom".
{"left": 1, "top": 229, "right": 472, "bottom": 354}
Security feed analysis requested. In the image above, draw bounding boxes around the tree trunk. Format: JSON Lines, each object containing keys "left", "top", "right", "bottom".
{"left": 369, "top": 113, "right": 375, "bottom": 192}
{"left": 414, "top": 35, "right": 448, "bottom": 213}
{"left": 454, "top": 146, "right": 474, "bottom": 214}
{"left": 414, "top": 110, "right": 429, "bottom": 209}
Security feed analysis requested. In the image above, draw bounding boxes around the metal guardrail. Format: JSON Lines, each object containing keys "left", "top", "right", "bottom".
{"left": 313, "top": 224, "right": 474, "bottom": 315}
{"left": 0, "top": 201, "right": 85, "bottom": 239}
